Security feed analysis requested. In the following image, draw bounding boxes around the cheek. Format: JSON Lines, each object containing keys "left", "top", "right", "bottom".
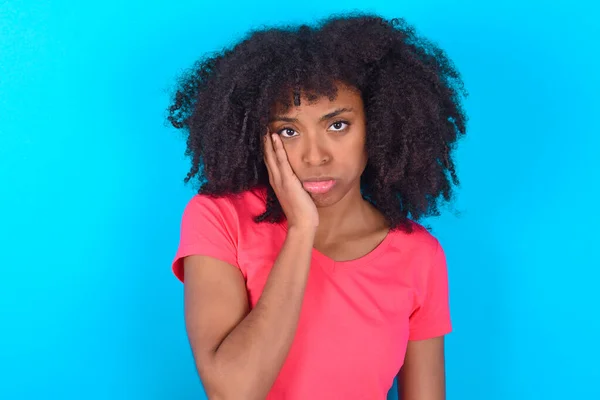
{"left": 355, "top": 150, "right": 369, "bottom": 175}
{"left": 360, "top": 147, "right": 368, "bottom": 166}
{"left": 340, "top": 135, "right": 367, "bottom": 167}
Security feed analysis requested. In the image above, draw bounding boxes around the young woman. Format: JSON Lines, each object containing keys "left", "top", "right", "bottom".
{"left": 167, "top": 13, "right": 467, "bottom": 400}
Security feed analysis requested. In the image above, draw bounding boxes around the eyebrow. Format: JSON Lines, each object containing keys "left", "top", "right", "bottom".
{"left": 269, "top": 107, "right": 354, "bottom": 123}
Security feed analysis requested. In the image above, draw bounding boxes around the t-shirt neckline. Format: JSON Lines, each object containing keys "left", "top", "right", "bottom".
{"left": 276, "top": 220, "right": 393, "bottom": 272}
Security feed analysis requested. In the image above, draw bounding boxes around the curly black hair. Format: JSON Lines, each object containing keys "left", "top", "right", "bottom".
{"left": 166, "top": 12, "right": 468, "bottom": 232}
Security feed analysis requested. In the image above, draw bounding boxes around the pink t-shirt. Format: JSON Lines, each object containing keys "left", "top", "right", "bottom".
{"left": 172, "top": 188, "right": 452, "bottom": 399}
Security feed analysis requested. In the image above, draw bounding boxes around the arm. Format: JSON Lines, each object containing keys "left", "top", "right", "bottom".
{"left": 183, "top": 133, "right": 319, "bottom": 400}
{"left": 397, "top": 336, "right": 446, "bottom": 400}
{"left": 184, "top": 226, "right": 314, "bottom": 400}
{"left": 399, "top": 239, "right": 451, "bottom": 399}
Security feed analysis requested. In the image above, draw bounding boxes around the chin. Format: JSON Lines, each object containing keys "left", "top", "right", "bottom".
{"left": 309, "top": 188, "right": 345, "bottom": 208}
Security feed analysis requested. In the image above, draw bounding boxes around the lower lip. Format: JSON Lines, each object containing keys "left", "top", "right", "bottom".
{"left": 303, "top": 180, "right": 336, "bottom": 194}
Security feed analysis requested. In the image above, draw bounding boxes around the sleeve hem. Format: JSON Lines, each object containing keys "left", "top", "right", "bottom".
{"left": 172, "top": 244, "right": 240, "bottom": 283}
{"left": 408, "top": 323, "right": 453, "bottom": 341}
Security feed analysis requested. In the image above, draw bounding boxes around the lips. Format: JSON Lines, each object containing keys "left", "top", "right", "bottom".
{"left": 302, "top": 178, "right": 336, "bottom": 194}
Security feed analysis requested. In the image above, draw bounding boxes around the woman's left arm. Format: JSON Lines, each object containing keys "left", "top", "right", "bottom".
{"left": 397, "top": 336, "right": 446, "bottom": 400}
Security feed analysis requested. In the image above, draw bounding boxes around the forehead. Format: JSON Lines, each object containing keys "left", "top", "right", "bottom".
{"left": 271, "top": 84, "right": 363, "bottom": 115}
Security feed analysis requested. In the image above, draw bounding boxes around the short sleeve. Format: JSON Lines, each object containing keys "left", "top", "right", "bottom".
{"left": 171, "top": 194, "right": 239, "bottom": 282}
{"left": 408, "top": 240, "right": 452, "bottom": 340}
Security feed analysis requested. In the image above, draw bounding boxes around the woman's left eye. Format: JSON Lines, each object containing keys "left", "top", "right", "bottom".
{"left": 329, "top": 121, "right": 349, "bottom": 131}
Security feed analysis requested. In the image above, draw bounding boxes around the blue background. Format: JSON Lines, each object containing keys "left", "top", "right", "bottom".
{"left": 1, "top": 1, "right": 598, "bottom": 399}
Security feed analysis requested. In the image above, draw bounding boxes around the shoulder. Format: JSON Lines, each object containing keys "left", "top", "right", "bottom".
{"left": 182, "top": 187, "right": 267, "bottom": 225}
{"left": 383, "top": 219, "right": 447, "bottom": 283}
{"left": 387, "top": 220, "right": 441, "bottom": 257}
{"left": 173, "top": 188, "right": 269, "bottom": 282}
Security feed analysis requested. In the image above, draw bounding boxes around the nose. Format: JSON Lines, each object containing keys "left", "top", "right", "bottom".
{"left": 301, "top": 135, "right": 331, "bottom": 166}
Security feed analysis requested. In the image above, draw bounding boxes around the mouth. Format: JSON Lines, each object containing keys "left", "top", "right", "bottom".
{"left": 302, "top": 177, "right": 337, "bottom": 194}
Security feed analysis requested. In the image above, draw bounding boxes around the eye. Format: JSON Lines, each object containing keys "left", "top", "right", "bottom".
{"left": 277, "top": 127, "right": 298, "bottom": 138}
{"left": 329, "top": 120, "right": 350, "bottom": 132}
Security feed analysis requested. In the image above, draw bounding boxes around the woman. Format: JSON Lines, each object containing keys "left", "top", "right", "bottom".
{"left": 167, "top": 13, "right": 467, "bottom": 400}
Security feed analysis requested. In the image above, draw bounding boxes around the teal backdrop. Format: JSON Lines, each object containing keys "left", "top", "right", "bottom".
{"left": 1, "top": 1, "right": 598, "bottom": 399}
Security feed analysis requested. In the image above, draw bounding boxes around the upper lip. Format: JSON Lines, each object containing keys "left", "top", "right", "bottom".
{"left": 302, "top": 176, "right": 336, "bottom": 182}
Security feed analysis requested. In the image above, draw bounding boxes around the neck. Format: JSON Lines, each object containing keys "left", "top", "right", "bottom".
{"left": 315, "top": 184, "right": 380, "bottom": 244}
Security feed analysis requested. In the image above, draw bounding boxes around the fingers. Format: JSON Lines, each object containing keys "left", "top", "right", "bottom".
{"left": 264, "top": 132, "right": 300, "bottom": 191}
{"left": 263, "top": 132, "right": 280, "bottom": 184}
{"left": 270, "top": 134, "right": 297, "bottom": 182}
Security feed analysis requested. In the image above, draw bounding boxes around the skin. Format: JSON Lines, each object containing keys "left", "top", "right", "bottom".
{"left": 183, "top": 82, "right": 447, "bottom": 400}
{"left": 267, "top": 84, "right": 389, "bottom": 260}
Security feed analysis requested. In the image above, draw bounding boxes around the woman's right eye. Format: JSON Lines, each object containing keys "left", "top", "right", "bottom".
{"left": 278, "top": 127, "right": 298, "bottom": 138}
